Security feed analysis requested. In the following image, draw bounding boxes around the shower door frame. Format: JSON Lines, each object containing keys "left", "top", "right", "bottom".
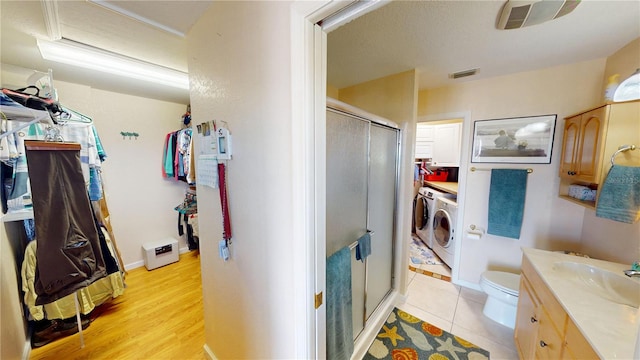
{"left": 326, "top": 104, "right": 402, "bottom": 340}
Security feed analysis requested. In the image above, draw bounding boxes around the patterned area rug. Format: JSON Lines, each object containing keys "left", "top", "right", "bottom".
{"left": 410, "top": 236, "right": 443, "bottom": 266}
{"left": 363, "top": 308, "right": 490, "bottom": 360}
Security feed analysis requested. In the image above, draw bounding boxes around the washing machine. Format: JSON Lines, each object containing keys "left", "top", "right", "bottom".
{"left": 413, "top": 187, "right": 455, "bottom": 249}
{"left": 432, "top": 196, "right": 458, "bottom": 268}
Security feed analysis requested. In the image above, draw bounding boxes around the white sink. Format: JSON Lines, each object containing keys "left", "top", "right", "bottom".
{"left": 553, "top": 261, "right": 640, "bottom": 308}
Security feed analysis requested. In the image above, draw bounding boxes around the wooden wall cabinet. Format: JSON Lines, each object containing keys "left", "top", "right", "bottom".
{"left": 515, "top": 257, "right": 599, "bottom": 360}
{"left": 559, "top": 107, "right": 607, "bottom": 183}
{"left": 558, "top": 100, "right": 640, "bottom": 209}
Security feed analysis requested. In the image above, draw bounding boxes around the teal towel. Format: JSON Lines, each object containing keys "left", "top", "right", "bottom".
{"left": 326, "top": 246, "right": 353, "bottom": 360}
{"left": 596, "top": 165, "right": 640, "bottom": 224}
{"left": 355, "top": 232, "right": 371, "bottom": 262}
{"left": 488, "top": 169, "right": 528, "bottom": 239}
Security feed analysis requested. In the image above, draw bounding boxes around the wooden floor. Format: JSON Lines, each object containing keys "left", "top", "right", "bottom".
{"left": 29, "top": 251, "right": 206, "bottom": 360}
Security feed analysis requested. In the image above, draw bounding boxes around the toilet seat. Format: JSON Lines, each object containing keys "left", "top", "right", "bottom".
{"left": 481, "top": 271, "right": 520, "bottom": 297}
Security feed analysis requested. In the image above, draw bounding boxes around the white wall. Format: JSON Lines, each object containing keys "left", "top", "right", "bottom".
{"left": 419, "top": 58, "right": 607, "bottom": 285}
{"left": 187, "top": 2, "right": 299, "bottom": 358}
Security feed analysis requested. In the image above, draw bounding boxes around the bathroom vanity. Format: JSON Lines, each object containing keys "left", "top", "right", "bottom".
{"left": 515, "top": 248, "right": 639, "bottom": 359}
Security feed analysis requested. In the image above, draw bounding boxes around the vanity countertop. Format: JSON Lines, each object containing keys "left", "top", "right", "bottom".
{"left": 522, "top": 248, "right": 639, "bottom": 359}
{"left": 423, "top": 181, "right": 458, "bottom": 195}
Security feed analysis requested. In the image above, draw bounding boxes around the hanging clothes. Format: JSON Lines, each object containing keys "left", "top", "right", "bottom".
{"left": 162, "top": 128, "right": 195, "bottom": 185}
{"left": 25, "top": 142, "right": 107, "bottom": 306}
{"left": 1, "top": 117, "right": 107, "bottom": 214}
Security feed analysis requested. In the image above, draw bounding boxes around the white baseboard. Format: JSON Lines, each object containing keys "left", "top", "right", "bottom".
{"left": 453, "top": 278, "right": 482, "bottom": 292}
{"left": 22, "top": 339, "right": 31, "bottom": 360}
{"left": 203, "top": 344, "right": 217, "bottom": 359}
{"left": 124, "top": 260, "right": 145, "bottom": 271}
{"left": 124, "top": 247, "right": 193, "bottom": 271}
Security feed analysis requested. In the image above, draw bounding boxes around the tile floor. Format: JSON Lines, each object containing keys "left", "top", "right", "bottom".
{"left": 400, "top": 240, "right": 519, "bottom": 359}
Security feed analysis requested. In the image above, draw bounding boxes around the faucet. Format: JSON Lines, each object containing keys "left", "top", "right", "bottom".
{"left": 624, "top": 261, "right": 640, "bottom": 277}
{"left": 624, "top": 269, "right": 640, "bottom": 277}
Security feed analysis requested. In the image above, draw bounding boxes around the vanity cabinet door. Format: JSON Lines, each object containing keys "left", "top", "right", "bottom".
{"left": 562, "top": 318, "right": 599, "bottom": 359}
{"left": 514, "top": 274, "right": 539, "bottom": 360}
{"left": 535, "top": 308, "right": 564, "bottom": 359}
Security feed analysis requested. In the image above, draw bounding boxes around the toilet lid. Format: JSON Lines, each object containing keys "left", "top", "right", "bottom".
{"left": 483, "top": 271, "right": 520, "bottom": 296}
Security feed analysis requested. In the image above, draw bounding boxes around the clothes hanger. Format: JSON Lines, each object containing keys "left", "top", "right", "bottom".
{"left": 55, "top": 106, "right": 93, "bottom": 124}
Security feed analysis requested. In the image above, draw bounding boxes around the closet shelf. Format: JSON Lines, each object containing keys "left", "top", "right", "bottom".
{"left": 1, "top": 209, "right": 34, "bottom": 222}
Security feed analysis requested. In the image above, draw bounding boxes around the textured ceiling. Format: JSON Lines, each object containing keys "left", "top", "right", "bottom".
{"left": 328, "top": 1, "right": 640, "bottom": 90}
{"left": 1, "top": 1, "right": 638, "bottom": 104}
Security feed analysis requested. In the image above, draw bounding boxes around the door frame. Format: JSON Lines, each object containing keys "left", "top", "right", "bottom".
{"left": 419, "top": 111, "right": 472, "bottom": 287}
{"left": 290, "top": 1, "right": 393, "bottom": 358}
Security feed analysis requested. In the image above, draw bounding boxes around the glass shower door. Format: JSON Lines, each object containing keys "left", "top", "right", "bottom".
{"left": 326, "top": 109, "right": 368, "bottom": 337}
{"left": 365, "top": 124, "right": 398, "bottom": 320}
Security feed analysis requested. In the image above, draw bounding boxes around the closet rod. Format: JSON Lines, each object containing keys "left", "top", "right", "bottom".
{"left": 25, "top": 140, "right": 81, "bottom": 151}
{"left": 470, "top": 166, "right": 533, "bottom": 174}
{"left": 0, "top": 109, "right": 54, "bottom": 141}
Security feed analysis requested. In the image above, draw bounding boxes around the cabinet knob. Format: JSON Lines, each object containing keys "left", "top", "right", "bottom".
{"left": 530, "top": 317, "right": 537, "bottom": 323}
{"left": 539, "top": 340, "right": 547, "bottom": 348}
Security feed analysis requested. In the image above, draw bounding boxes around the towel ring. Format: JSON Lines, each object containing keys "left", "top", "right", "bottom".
{"left": 610, "top": 144, "right": 637, "bottom": 166}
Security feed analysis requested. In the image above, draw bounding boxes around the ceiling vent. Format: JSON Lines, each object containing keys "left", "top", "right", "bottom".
{"left": 497, "top": 0, "right": 580, "bottom": 30}
{"left": 449, "top": 68, "right": 479, "bottom": 79}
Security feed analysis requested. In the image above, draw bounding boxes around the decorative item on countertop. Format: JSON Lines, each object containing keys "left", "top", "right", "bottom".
{"left": 553, "top": 250, "right": 590, "bottom": 258}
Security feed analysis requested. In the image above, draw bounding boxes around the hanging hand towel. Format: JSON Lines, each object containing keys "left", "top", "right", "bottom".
{"left": 355, "top": 231, "right": 371, "bottom": 262}
{"left": 596, "top": 165, "right": 640, "bottom": 224}
{"left": 326, "top": 246, "right": 354, "bottom": 360}
{"left": 488, "top": 169, "right": 528, "bottom": 239}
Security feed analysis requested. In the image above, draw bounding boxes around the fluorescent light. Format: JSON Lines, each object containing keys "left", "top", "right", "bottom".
{"left": 37, "top": 38, "right": 189, "bottom": 90}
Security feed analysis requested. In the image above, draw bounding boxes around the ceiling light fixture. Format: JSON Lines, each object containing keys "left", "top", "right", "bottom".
{"left": 36, "top": 38, "right": 189, "bottom": 90}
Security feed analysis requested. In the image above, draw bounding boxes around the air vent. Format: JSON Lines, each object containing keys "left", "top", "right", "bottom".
{"left": 497, "top": 0, "right": 580, "bottom": 30}
{"left": 449, "top": 68, "right": 479, "bottom": 79}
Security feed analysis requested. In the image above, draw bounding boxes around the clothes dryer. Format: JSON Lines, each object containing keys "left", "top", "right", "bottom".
{"left": 413, "top": 187, "right": 455, "bottom": 249}
{"left": 432, "top": 196, "right": 458, "bottom": 268}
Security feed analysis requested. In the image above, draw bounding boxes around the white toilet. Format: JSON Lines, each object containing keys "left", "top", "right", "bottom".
{"left": 480, "top": 271, "right": 521, "bottom": 329}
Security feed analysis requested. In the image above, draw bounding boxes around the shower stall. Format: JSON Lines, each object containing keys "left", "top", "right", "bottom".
{"left": 326, "top": 100, "right": 400, "bottom": 341}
